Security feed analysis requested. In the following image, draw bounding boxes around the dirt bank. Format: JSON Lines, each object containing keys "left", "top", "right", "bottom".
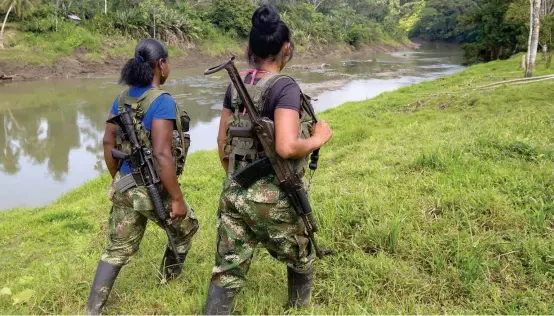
{"left": 0, "top": 42, "right": 417, "bottom": 82}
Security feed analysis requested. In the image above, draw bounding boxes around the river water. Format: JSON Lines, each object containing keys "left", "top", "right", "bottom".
{"left": 0, "top": 43, "right": 464, "bottom": 210}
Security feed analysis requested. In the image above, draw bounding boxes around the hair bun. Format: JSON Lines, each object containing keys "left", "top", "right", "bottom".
{"left": 252, "top": 5, "right": 280, "bottom": 35}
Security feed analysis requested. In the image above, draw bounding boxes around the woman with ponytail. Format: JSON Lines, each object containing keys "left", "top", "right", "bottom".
{"left": 204, "top": 5, "right": 333, "bottom": 315}
{"left": 86, "top": 38, "right": 198, "bottom": 315}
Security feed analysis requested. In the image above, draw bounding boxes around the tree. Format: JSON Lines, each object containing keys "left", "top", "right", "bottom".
{"left": 542, "top": 0, "right": 554, "bottom": 15}
{"left": 309, "top": 0, "right": 325, "bottom": 11}
{"left": 0, "top": 0, "right": 33, "bottom": 49}
{"left": 526, "top": 0, "right": 542, "bottom": 77}
{"left": 539, "top": 0, "right": 554, "bottom": 60}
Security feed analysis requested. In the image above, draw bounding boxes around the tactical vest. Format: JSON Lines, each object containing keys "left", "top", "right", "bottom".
{"left": 225, "top": 73, "right": 315, "bottom": 175}
{"left": 116, "top": 88, "right": 191, "bottom": 176}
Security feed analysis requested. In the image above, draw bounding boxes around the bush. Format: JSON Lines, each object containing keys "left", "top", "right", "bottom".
{"left": 346, "top": 25, "right": 366, "bottom": 48}
{"left": 84, "top": 13, "right": 117, "bottom": 36}
{"left": 23, "top": 23, "right": 102, "bottom": 56}
{"left": 209, "top": 0, "right": 256, "bottom": 37}
{"left": 461, "top": 43, "right": 488, "bottom": 65}
{"left": 282, "top": 3, "right": 335, "bottom": 46}
{"left": 23, "top": 17, "right": 56, "bottom": 33}
{"left": 345, "top": 22, "right": 384, "bottom": 48}
{"left": 22, "top": 4, "right": 56, "bottom": 33}
{"left": 26, "top": 3, "right": 56, "bottom": 20}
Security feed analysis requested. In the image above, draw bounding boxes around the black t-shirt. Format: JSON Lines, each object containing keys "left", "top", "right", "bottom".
{"left": 223, "top": 74, "right": 301, "bottom": 120}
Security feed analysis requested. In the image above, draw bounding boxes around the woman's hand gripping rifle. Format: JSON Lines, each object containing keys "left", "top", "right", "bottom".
{"left": 107, "top": 111, "right": 181, "bottom": 262}
{"left": 205, "top": 57, "right": 331, "bottom": 259}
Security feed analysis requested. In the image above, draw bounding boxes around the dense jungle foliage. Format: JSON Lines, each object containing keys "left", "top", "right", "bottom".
{"left": 0, "top": 0, "right": 553, "bottom": 64}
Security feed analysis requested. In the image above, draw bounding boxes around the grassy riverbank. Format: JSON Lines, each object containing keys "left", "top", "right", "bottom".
{"left": 0, "top": 19, "right": 409, "bottom": 82}
{"left": 1, "top": 55, "right": 553, "bottom": 314}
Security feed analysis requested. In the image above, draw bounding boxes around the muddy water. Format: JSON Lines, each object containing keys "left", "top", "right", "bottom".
{"left": 0, "top": 43, "right": 464, "bottom": 210}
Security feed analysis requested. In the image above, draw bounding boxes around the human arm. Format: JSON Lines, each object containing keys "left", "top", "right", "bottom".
{"left": 151, "top": 118, "right": 188, "bottom": 218}
{"left": 217, "top": 84, "right": 234, "bottom": 172}
{"left": 217, "top": 108, "right": 233, "bottom": 172}
{"left": 271, "top": 79, "right": 332, "bottom": 159}
{"left": 103, "top": 113, "right": 118, "bottom": 178}
{"left": 274, "top": 109, "right": 332, "bottom": 159}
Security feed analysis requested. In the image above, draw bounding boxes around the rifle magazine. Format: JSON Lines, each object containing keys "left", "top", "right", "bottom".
{"left": 232, "top": 157, "right": 274, "bottom": 188}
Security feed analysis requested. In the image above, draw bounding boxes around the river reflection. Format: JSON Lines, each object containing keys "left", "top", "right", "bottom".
{"left": 0, "top": 42, "right": 464, "bottom": 210}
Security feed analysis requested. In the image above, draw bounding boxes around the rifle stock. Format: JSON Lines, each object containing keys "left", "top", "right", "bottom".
{"left": 205, "top": 57, "right": 330, "bottom": 259}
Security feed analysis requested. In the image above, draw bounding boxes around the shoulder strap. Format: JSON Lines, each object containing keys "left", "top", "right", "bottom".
{"left": 117, "top": 87, "right": 133, "bottom": 114}
{"left": 260, "top": 74, "right": 318, "bottom": 121}
{"left": 175, "top": 106, "right": 186, "bottom": 154}
{"left": 257, "top": 73, "right": 291, "bottom": 88}
{"left": 134, "top": 88, "right": 169, "bottom": 116}
{"left": 127, "top": 88, "right": 174, "bottom": 151}
{"left": 300, "top": 92, "right": 318, "bottom": 121}
{"left": 257, "top": 74, "right": 297, "bottom": 114}
{"left": 230, "top": 74, "right": 249, "bottom": 109}
{"left": 230, "top": 73, "right": 298, "bottom": 114}
{"left": 117, "top": 87, "right": 169, "bottom": 116}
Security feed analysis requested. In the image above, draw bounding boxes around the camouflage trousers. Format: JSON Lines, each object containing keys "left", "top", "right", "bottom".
{"left": 211, "top": 174, "right": 315, "bottom": 290}
{"left": 101, "top": 172, "right": 199, "bottom": 266}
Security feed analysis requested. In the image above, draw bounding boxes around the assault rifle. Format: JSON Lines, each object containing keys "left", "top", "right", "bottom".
{"left": 204, "top": 57, "right": 330, "bottom": 259}
{"left": 107, "top": 111, "right": 181, "bottom": 261}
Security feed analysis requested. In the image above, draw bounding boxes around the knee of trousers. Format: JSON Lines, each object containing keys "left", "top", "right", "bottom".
{"left": 171, "top": 216, "right": 199, "bottom": 250}
{"left": 211, "top": 272, "right": 247, "bottom": 291}
{"left": 101, "top": 243, "right": 141, "bottom": 266}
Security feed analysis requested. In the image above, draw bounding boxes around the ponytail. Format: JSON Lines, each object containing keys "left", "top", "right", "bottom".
{"left": 119, "top": 38, "right": 168, "bottom": 87}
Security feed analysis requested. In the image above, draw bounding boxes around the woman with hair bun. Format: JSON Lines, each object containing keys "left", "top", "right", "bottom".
{"left": 86, "top": 38, "right": 198, "bottom": 315}
{"left": 204, "top": 5, "right": 333, "bottom": 315}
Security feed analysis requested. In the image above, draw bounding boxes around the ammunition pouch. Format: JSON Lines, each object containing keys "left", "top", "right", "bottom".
{"left": 231, "top": 156, "right": 274, "bottom": 188}
{"left": 180, "top": 112, "right": 190, "bottom": 133}
{"left": 229, "top": 127, "right": 253, "bottom": 138}
{"left": 173, "top": 110, "right": 191, "bottom": 176}
{"left": 173, "top": 131, "right": 190, "bottom": 176}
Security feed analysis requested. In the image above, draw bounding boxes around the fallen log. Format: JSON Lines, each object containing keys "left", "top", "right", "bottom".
{"left": 0, "top": 74, "right": 14, "bottom": 80}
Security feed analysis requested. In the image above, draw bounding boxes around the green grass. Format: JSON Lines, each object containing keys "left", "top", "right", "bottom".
{"left": 0, "top": 24, "right": 186, "bottom": 66}
{"left": 1, "top": 55, "right": 554, "bottom": 314}
{"left": 0, "top": 24, "right": 105, "bottom": 65}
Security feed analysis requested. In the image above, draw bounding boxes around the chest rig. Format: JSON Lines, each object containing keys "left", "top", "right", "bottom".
{"left": 116, "top": 88, "right": 191, "bottom": 176}
{"left": 225, "top": 73, "right": 315, "bottom": 175}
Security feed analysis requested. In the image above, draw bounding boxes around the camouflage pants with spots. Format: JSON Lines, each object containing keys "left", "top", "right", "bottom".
{"left": 101, "top": 172, "right": 199, "bottom": 266}
{"left": 211, "top": 174, "right": 315, "bottom": 290}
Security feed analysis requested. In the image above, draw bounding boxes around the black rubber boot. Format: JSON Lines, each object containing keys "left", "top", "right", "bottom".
{"left": 287, "top": 267, "right": 313, "bottom": 308}
{"left": 204, "top": 283, "right": 235, "bottom": 315}
{"left": 159, "top": 247, "right": 187, "bottom": 282}
{"left": 86, "top": 260, "right": 122, "bottom": 315}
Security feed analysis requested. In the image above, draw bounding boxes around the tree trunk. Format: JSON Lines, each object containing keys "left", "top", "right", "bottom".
{"left": 0, "top": 3, "right": 14, "bottom": 50}
{"left": 522, "top": 54, "right": 528, "bottom": 70}
{"left": 526, "top": 0, "right": 542, "bottom": 78}
{"left": 527, "top": 0, "right": 534, "bottom": 66}
{"left": 104, "top": 0, "right": 108, "bottom": 14}
{"left": 56, "top": 0, "right": 59, "bottom": 32}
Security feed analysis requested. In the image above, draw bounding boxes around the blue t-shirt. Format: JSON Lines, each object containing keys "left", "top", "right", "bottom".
{"left": 110, "top": 85, "right": 176, "bottom": 173}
